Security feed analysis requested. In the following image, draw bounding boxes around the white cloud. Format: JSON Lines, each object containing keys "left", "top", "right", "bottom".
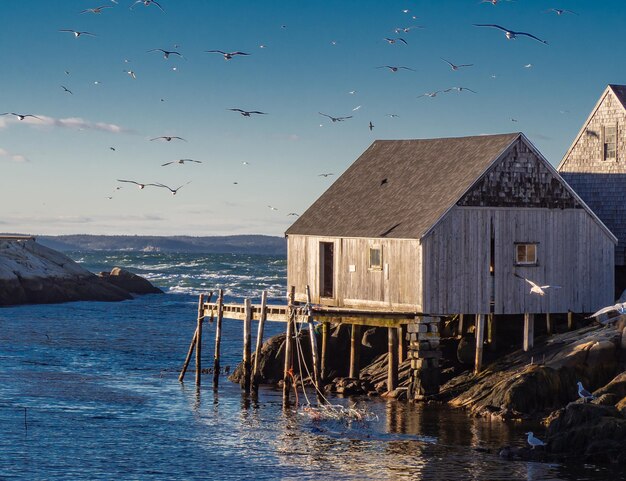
{"left": 0, "top": 114, "right": 132, "bottom": 134}
{"left": 0, "top": 147, "right": 29, "bottom": 163}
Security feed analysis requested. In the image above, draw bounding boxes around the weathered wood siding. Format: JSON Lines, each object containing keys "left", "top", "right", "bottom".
{"left": 287, "top": 235, "right": 422, "bottom": 310}
{"left": 421, "top": 207, "right": 614, "bottom": 315}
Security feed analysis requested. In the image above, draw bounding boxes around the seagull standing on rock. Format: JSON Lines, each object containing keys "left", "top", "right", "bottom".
{"left": 525, "top": 432, "right": 546, "bottom": 449}
{"left": 577, "top": 382, "right": 596, "bottom": 403}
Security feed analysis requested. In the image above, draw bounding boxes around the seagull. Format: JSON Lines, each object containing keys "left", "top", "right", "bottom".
{"left": 81, "top": 5, "right": 113, "bottom": 14}
{"left": 0, "top": 113, "right": 41, "bottom": 120}
{"left": 546, "top": 8, "right": 578, "bottom": 16}
{"left": 242, "top": 161, "right": 249, "bottom": 165}
{"left": 61, "top": 85, "right": 73, "bottom": 94}
{"left": 205, "top": 50, "right": 250, "bottom": 60}
{"left": 577, "top": 382, "right": 596, "bottom": 402}
{"left": 117, "top": 179, "right": 162, "bottom": 189}
{"left": 525, "top": 432, "right": 546, "bottom": 449}
{"left": 319, "top": 112, "right": 352, "bottom": 122}
{"left": 377, "top": 65, "right": 415, "bottom": 72}
{"left": 150, "top": 136, "right": 186, "bottom": 142}
{"left": 267, "top": 205, "right": 278, "bottom": 211}
{"left": 148, "top": 48, "right": 184, "bottom": 60}
{"left": 514, "top": 273, "right": 561, "bottom": 296}
{"left": 418, "top": 91, "right": 442, "bottom": 98}
{"left": 383, "top": 37, "right": 408, "bottom": 45}
{"left": 352, "top": 105, "right": 361, "bottom": 111}
{"left": 444, "top": 86, "right": 477, "bottom": 94}
{"left": 287, "top": 213, "right": 299, "bottom": 217}
{"left": 59, "top": 29, "right": 96, "bottom": 38}
{"left": 524, "top": 63, "right": 533, "bottom": 68}
{"left": 386, "top": 114, "right": 399, "bottom": 118}
{"left": 473, "top": 24, "right": 548, "bottom": 44}
{"left": 130, "top": 0, "right": 164, "bottom": 12}
{"left": 110, "top": 147, "right": 116, "bottom": 151}
{"left": 229, "top": 108, "right": 267, "bottom": 117}
{"left": 124, "top": 70, "right": 136, "bottom": 79}
{"left": 394, "top": 26, "right": 423, "bottom": 33}
{"left": 380, "top": 178, "right": 388, "bottom": 186}
{"left": 154, "top": 182, "right": 191, "bottom": 195}
{"left": 318, "top": 173, "right": 334, "bottom": 177}
{"left": 441, "top": 58, "right": 473, "bottom": 71}
{"left": 588, "top": 302, "right": 626, "bottom": 321}
{"left": 368, "top": 121, "right": 374, "bottom": 131}
{"left": 161, "top": 158, "right": 202, "bottom": 166}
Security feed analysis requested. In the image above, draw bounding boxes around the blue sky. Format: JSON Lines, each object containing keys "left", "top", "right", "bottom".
{"left": 1, "top": 0, "right": 624, "bottom": 236}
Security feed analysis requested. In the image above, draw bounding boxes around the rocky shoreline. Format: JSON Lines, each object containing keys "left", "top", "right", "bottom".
{"left": 0, "top": 238, "right": 161, "bottom": 306}
{"left": 230, "top": 318, "right": 626, "bottom": 465}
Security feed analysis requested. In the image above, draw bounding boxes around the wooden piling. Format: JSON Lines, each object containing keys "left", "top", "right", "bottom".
{"left": 546, "top": 313, "right": 552, "bottom": 335}
{"left": 242, "top": 298, "right": 252, "bottom": 394}
{"left": 283, "top": 286, "right": 295, "bottom": 403}
{"left": 474, "top": 314, "right": 485, "bottom": 374}
{"left": 320, "top": 322, "right": 329, "bottom": 380}
{"left": 388, "top": 327, "right": 399, "bottom": 391}
{"left": 398, "top": 325, "right": 407, "bottom": 363}
{"left": 524, "top": 313, "right": 534, "bottom": 352}
{"left": 458, "top": 314, "right": 464, "bottom": 337}
{"left": 487, "top": 313, "right": 496, "bottom": 351}
{"left": 252, "top": 291, "right": 268, "bottom": 391}
{"left": 305, "top": 286, "right": 321, "bottom": 397}
{"left": 567, "top": 311, "right": 574, "bottom": 331}
{"left": 195, "top": 293, "right": 206, "bottom": 386}
{"left": 213, "top": 289, "right": 224, "bottom": 389}
{"left": 179, "top": 328, "right": 197, "bottom": 382}
{"left": 349, "top": 324, "right": 361, "bottom": 379}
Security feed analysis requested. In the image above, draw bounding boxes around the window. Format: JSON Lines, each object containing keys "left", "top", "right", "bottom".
{"left": 515, "top": 243, "right": 537, "bottom": 265}
{"left": 603, "top": 125, "right": 617, "bottom": 161}
{"left": 368, "top": 246, "right": 382, "bottom": 270}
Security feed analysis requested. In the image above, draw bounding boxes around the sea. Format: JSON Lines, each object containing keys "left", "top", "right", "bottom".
{"left": 0, "top": 251, "right": 623, "bottom": 481}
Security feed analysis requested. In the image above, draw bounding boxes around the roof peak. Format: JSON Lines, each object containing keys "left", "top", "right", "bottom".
{"left": 373, "top": 132, "right": 521, "bottom": 143}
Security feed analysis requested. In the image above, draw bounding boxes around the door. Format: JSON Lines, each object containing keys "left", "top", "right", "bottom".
{"left": 320, "top": 242, "right": 334, "bottom": 298}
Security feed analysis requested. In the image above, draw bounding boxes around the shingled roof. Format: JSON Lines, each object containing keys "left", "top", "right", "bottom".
{"left": 609, "top": 84, "right": 626, "bottom": 109}
{"left": 286, "top": 133, "right": 520, "bottom": 239}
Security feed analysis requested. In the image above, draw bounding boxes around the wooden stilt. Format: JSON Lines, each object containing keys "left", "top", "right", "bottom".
{"left": 487, "top": 314, "right": 496, "bottom": 351}
{"left": 283, "top": 286, "right": 295, "bottom": 404}
{"left": 305, "top": 286, "right": 321, "bottom": 399}
{"left": 388, "top": 327, "right": 399, "bottom": 391}
{"left": 474, "top": 314, "right": 485, "bottom": 374}
{"left": 179, "top": 328, "right": 197, "bottom": 382}
{"left": 242, "top": 298, "right": 252, "bottom": 394}
{"left": 567, "top": 311, "right": 574, "bottom": 331}
{"left": 349, "top": 324, "right": 361, "bottom": 379}
{"left": 252, "top": 291, "right": 267, "bottom": 391}
{"left": 397, "top": 325, "right": 407, "bottom": 363}
{"left": 546, "top": 312, "right": 552, "bottom": 335}
{"left": 524, "top": 313, "right": 534, "bottom": 352}
{"left": 213, "top": 289, "right": 224, "bottom": 389}
{"left": 320, "top": 322, "right": 329, "bottom": 380}
{"left": 195, "top": 293, "right": 206, "bottom": 386}
{"left": 458, "top": 314, "right": 464, "bottom": 337}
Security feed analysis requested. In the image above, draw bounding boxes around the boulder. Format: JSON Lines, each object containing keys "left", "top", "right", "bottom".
{"left": 99, "top": 267, "right": 163, "bottom": 294}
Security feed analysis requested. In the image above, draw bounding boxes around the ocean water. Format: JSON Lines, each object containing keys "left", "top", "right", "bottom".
{"left": 0, "top": 252, "right": 622, "bottom": 481}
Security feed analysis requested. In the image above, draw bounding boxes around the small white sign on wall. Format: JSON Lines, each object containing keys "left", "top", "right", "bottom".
{"left": 348, "top": 264, "right": 356, "bottom": 273}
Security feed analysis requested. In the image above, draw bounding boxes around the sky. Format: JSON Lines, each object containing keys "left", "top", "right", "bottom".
{"left": 1, "top": 0, "right": 625, "bottom": 237}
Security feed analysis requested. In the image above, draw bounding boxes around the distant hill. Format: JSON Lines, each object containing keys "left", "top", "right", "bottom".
{"left": 37, "top": 235, "right": 287, "bottom": 256}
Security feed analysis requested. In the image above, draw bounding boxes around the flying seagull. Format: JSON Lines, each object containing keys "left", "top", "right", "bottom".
{"left": 319, "top": 112, "right": 352, "bottom": 122}
{"left": 154, "top": 182, "right": 191, "bottom": 195}
{"left": 117, "top": 179, "right": 162, "bottom": 189}
{"left": 368, "top": 121, "right": 374, "bottom": 131}
{"left": 546, "top": 8, "right": 578, "bottom": 16}
{"left": 228, "top": 108, "right": 267, "bottom": 117}
{"left": 205, "top": 50, "right": 250, "bottom": 60}
{"left": 577, "top": 382, "right": 596, "bottom": 403}
{"left": 130, "top": 0, "right": 164, "bottom": 12}
{"left": 525, "top": 432, "right": 546, "bottom": 449}
{"left": 394, "top": 26, "right": 423, "bottom": 33}
{"left": 318, "top": 173, "right": 334, "bottom": 177}
{"left": 473, "top": 24, "right": 548, "bottom": 44}
{"left": 124, "top": 70, "right": 136, "bottom": 79}
{"left": 377, "top": 65, "right": 415, "bottom": 72}
{"left": 587, "top": 302, "right": 626, "bottom": 321}
{"left": 514, "top": 273, "right": 561, "bottom": 296}
{"left": 59, "top": 29, "right": 96, "bottom": 38}
{"left": 267, "top": 205, "right": 278, "bottom": 211}
{"left": 383, "top": 37, "right": 408, "bottom": 45}
{"left": 386, "top": 113, "right": 399, "bottom": 118}
{"left": 150, "top": 136, "right": 186, "bottom": 142}
{"left": 287, "top": 213, "right": 299, "bottom": 217}
{"left": 0, "top": 113, "right": 41, "bottom": 120}
{"left": 444, "top": 86, "right": 477, "bottom": 94}
{"left": 148, "top": 48, "right": 184, "bottom": 60}
{"left": 81, "top": 5, "right": 113, "bottom": 14}
{"left": 441, "top": 58, "right": 473, "bottom": 71}
{"left": 61, "top": 85, "right": 73, "bottom": 94}
{"left": 418, "top": 91, "right": 442, "bottom": 98}
{"left": 161, "top": 158, "right": 202, "bottom": 166}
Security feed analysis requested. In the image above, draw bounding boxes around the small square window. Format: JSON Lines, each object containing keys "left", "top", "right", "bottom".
{"left": 515, "top": 243, "right": 537, "bottom": 265}
{"left": 369, "top": 247, "right": 382, "bottom": 270}
{"left": 603, "top": 125, "right": 617, "bottom": 161}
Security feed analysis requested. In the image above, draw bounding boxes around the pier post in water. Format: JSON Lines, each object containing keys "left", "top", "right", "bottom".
{"left": 457, "top": 314, "right": 464, "bottom": 337}
{"left": 387, "top": 327, "right": 399, "bottom": 391}
{"left": 546, "top": 312, "right": 552, "bottom": 335}
{"left": 320, "top": 322, "right": 329, "bottom": 381}
{"left": 252, "top": 291, "right": 268, "bottom": 392}
{"left": 487, "top": 313, "right": 496, "bottom": 352}
{"left": 349, "top": 324, "right": 361, "bottom": 379}
{"left": 397, "top": 325, "right": 407, "bottom": 363}
{"left": 305, "top": 286, "right": 321, "bottom": 397}
{"left": 523, "top": 313, "right": 534, "bottom": 352}
{"left": 195, "top": 293, "right": 206, "bottom": 386}
{"left": 283, "top": 286, "right": 295, "bottom": 404}
{"left": 474, "top": 314, "right": 485, "bottom": 374}
{"left": 242, "top": 298, "right": 252, "bottom": 394}
{"left": 213, "top": 289, "right": 224, "bottom": 389}
{"left": 567, "top": 311, "right": 574, "bottom": 331}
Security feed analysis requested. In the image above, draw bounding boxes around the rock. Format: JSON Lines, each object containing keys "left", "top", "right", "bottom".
{"left": 0, "top": 239, "right": 131, "bottom": 305}
{"left": 99, "top": 267, "right": 163, "bottom": 294}
{"left": 616, "top": 396, "right": 626, "bottom": 416}
{"left": 457, "top": 335, "right": 476, "bottom": 364}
